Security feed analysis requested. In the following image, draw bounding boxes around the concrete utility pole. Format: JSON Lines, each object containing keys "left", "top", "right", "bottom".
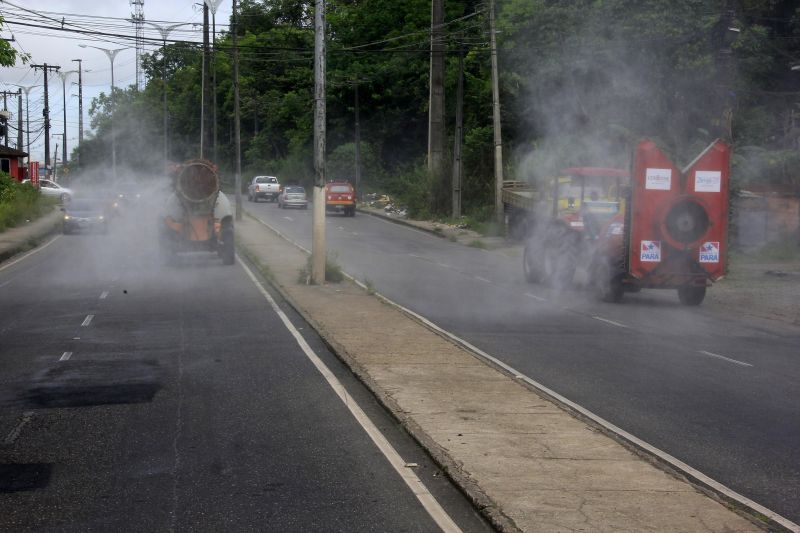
{"left": 1, "top": 92, "right": 8, "bottom": 146}
{"left": 71, "top": 59, "right": 84, "bottom": 158}
{"left": 354, "top": 79, "right": 361, "bottom": 201}
{"left": 201, "top": 4, "right": 212, "bottom": 159}
{"left": 58, "top": 70, "right": 78, "bottom": 167}
{"left": 52, "top": 132, "right": 63, "bottom": 179}
{"left": 16, "top": 85, "right": 35, "bottom": 165}
{"left": 311, "top": 0, "right": 327, "bottom": 284}
{"left": 31, "top": 63, "right": 61, "bottom": 175}
{"left": 16, "top": 89, "right": 22, "bottom": 152}
{"left": 428, "top": 0, "right": 446, "bottom": 212}
{"left": 489, "top": 0, "right": 504, "bottom": 225}
{"left": 204, "top": 0, "right": 224, "bottom": 164}
{"left": 232, "top": 0, "right": 242, "bottom": 221}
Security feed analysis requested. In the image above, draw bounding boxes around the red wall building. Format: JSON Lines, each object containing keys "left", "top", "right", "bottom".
{"left": 0, "top": 146, "right": 29, "bottom": 182}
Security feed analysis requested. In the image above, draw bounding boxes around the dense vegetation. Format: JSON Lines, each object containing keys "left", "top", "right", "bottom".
{"left": 0, "top": 174, "right": 51, "bottom": 231}
{"left": 70, "top": 0, "right": 800, "bottom": 218}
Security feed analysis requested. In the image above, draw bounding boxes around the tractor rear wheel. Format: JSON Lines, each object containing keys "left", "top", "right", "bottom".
{"left": 522, "top": 241, "right": 544, "bottom": 283}
{"left": 677, "top": 285, "right": 706, "bottom": 306}
{"left": 593, "top": 260, "right": 624, "bottom": 303}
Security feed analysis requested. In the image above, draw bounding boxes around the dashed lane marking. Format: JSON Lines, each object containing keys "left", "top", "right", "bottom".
{"left": 592, "top": 316, "right": 628, "bottom": 328}
{"left": 60, "top": 351, "right": 72, "bottom": 361}
{"left": 81, "top": 315, "right": 94, "bottom": 327}
{"left": 100, "top": 291, "right": 109, "bottom": 299}
{"left": 239, "top": 256, "right": 462, "bottom": 533}
{"left": 699, "top": 350, "right": 753, "bottom": 367}
{"left": 283, "top": 216, "right": 294, "bottom": 222}
{"left": 474, "top": 276, "right": 491, "bottom": 283}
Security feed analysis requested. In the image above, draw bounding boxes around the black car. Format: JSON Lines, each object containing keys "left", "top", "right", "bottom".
{"left": 62, "top": 199, "right": 109, "bottom": 234}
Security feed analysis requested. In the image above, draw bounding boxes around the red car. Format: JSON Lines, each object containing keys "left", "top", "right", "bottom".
{"left": 325, "top": 181, "right": 356, "bottom": 217}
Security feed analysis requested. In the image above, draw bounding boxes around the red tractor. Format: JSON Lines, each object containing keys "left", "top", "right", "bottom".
{"left": 589, "top": 139, "right": 731, "bottom": 305}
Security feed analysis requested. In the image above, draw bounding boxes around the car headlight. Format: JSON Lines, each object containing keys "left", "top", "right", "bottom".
{"left": 99, "top": 215, "right": 105, "bottom": 221}
{"left": 64, "top": 215, "right": 71, "bottom": 220}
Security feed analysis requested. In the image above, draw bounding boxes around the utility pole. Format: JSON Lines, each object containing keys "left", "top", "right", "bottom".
{"left": 71, "top": 59, "right": 84, "bottom": 161}
{"left": 58, "top": 71, "right": 77, "bottom": 167}
{"left": 489, "top": 0, "right": 504, "bottom": 225}
{"left": 16, "top": 89, "right": 22, "bottom": 151}
{"left": 205, "top": 1, "right": 225, "bottom": 164}
{"left": 311, "top": 0, "right": 327, "bottom": 284}
{"left": 232, "top": 0, "right": 242, "bottom": 221}
{"left": 201, "top": 4, "right": 212, "bottom": 159}
{"left": 428, "top": 0, "right": 446, "bottom": 212}
{"left": 452, "top": 46, "right": 464, "bottom": 218}
{"left": 145, "top": 22, "right": 190, "bottom": 163}
{"left": 17, "top": 85, "right": 35, "bottom": 164}
{"left": 32, "top": 63, "right": 60, "bottom": 175}
{"left": 2, "top": 92, "right": 7, "bottom": 146}
{"left": 52, "top": 132, "right": 63, "bottom": 179}
{"left": 354, "top": 79, "right": 361, "bottom": 201}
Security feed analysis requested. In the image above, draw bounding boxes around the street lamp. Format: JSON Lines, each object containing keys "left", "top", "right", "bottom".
{"left": 79, "top": 44, "right": 128, "bottom": 181}
{"left": 58, "top": 70, "right": 78, "bottom": 167}
{"left": 145, "top": 21, "right": 191, "bottom": 163}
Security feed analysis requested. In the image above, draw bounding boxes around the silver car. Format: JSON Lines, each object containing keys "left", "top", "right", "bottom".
{"left": 278, "top": 185, "right": 308, "bottom": 209}
{"left": 23, "top": 179, "right": 73, "bottom": 203}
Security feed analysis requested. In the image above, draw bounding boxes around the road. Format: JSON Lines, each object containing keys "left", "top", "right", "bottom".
{"left": 250, "top": 199, "right": 800, "bottom": 524}
{"left": 0, "top": 217, "right": 491, "bottom": 532}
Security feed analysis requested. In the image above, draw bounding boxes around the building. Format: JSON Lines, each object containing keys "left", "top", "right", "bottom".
{"left": 0, "top": 146, "right": 29, "bottom": 182}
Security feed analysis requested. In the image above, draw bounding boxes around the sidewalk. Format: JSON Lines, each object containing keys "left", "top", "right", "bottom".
{"left": 0, "top": 209, "right": 62, "bottom": 264}
{"left": 235, "top": 213, "right": 780, "bottom": 532}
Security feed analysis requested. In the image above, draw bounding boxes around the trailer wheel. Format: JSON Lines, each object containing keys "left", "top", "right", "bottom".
{"left": 593, "top": 260, "right": 624, "bottom": 303}
{"left": 522, "top": 241, "right": 544, "bottom": 283}
{"left": 677, "top": 285, "right": 706, "bottom": 306}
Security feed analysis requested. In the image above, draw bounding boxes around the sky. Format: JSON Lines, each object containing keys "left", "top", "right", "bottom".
{"left": 0, "top": 0, "right": 233, "bottom": 163}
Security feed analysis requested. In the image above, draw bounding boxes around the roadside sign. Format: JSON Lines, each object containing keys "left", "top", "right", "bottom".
{"left": 30, "top": 161, "right": 39, "bottom": 187}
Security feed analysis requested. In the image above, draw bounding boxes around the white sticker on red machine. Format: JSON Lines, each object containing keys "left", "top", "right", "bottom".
{"left": 694, "top": 171, "right": 721, "bottom": 193}
{"left": 699, "top": 241, "right": 720, "bottom": 263}
{"left": 640, "top": 240, "right": 661, "bottom": 262}
{"left": 645, "top": 168, "right": 672, "bottom": 190}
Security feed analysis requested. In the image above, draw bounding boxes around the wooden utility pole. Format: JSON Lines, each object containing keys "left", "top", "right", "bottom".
{"left": 452, "top": 47, "right": 464, "bottom": 218}
{"left": 32, "top": 64, "right": 60, "bottom": 174}
{"left": 311, "top": 0, "right": 327, "bottom": 284}
{"left": 489, "top": 0, "right": 504, "bottom": 225}
{"left": 232, "top": 0, "right": 242, "bottom": 221}
{"left": 428, "top": 0, "right": 446, "bottom": 212}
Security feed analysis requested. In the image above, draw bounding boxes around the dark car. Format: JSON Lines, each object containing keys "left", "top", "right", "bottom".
{"left": 62, "top": 199, "right": 109, "bottom": 234}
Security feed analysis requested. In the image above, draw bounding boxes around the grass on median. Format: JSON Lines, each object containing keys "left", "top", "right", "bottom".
{"left": 297, "top": 254, "right": 345, "bottom": 284}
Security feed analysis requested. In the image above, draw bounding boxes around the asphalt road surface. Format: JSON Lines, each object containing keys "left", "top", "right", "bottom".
{"left": 0, "top": 216, "right": 492, "bottom": 532}
{"left": 249, "top": 199, "right": 800, "bottom": 524}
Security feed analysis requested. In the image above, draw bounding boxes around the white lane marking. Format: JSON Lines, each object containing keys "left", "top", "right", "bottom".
{"left": 525, "top": 292, "right": 547, "bottom": 302}
{"left": 3, "top": 411, "right": 34, "bottom": 445}
{"left": 81, "top": 315, "right": 94, "bottom": 327}
{"left": 699, "top": 350, "right": 753, "bottom": 367}
{"left": 352, "top": 232, "right": 359, "bottom": 236}
{"left": 60, "top": 351, "right": 72, "bottom": 361}
{"left": 474, "top": 276, "right": 491, "bottom": 283}
{"left": 100, "top": 291, "right": 109, "bottom": 300}
{"left": 239, "top": 257, "right": 461, "bottom": 533}
{"left": 283, "top": 216, "right": 294, "bottom": 222}
{"left": 0, "top": 235, "right": 60, "bottom": 273}
{"left": 592, "top": 316, "right": 628, "bottom": 328}
{"left": 436, "top": 262, "right": 450, "bottom": 269}
{"left": 408, "top": 253, "right": 424, "bottom": 259}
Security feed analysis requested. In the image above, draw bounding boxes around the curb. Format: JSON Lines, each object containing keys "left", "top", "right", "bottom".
{"left": 238, "top": 211, "right": 797, "bottom": 533}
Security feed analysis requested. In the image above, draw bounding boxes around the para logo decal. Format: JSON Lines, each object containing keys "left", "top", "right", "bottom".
{"left": 640, "top": 240, "right": 661, "bottom": 262}
{"left": 699, "top": 241, "right": 720, "bottom": 263}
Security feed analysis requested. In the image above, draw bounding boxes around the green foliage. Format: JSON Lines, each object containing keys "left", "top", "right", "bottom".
{"left": 297, "top": 253, "right": 345, "bottom": 284}
{"left": 387, "top": 163, "right": 433, "bottom": 219}
{"left": 0, "top": 174, "right": 48, "bottom": 231}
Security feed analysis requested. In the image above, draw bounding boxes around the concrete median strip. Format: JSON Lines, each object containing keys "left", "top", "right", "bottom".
{"left": 236, "top": 214, "right": 791, "bottom": 532}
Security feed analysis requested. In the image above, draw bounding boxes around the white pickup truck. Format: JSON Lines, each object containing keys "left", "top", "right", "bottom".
{"left": 247, "top": 175, "right": 281, "bottom": 202}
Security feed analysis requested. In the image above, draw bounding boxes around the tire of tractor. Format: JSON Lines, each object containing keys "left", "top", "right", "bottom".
{"left": 543, "top": 237, "right": 578, "bottom": 288}
{"left": 522, "top": 241, "right": 544, "bottom": 283}
{"left": 593, "top": 260, "right": 624, "bottom": 303}
{"left": 677, "top": 285, "right": 706, "bottom": 306}
{"left": 220, "top": 227, "right": 235, "bottom": 265}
